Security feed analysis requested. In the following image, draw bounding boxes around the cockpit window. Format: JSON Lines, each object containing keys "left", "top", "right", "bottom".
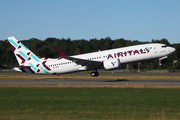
{"left": 161, "top": 46, "right": 167, "bottom": 48}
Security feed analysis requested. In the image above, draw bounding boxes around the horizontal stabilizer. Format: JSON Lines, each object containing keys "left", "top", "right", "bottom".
{"left": 13, "top": 66, "right": 34, "bottom": 74}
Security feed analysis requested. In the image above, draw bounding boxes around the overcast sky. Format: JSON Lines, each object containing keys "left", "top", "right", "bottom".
{"left": 0, "top": 0, "right": 180, "bottom": 43}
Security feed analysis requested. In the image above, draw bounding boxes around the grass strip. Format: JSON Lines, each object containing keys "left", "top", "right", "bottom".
{"left": 0, "top": 87, "right": 180, "bottom": 120}
{"left": 0, "top": 71, "right": 180, "bottom": 80}
{"left": 1, "top": 84, "right": 180, "bottom": 88}
{"left": 0, "top": 74, "right": 180, "bottom": 80}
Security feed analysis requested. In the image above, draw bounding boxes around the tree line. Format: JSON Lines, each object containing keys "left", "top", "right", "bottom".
{"left": 0, "top": 37, "right": 179, "bottom": 70}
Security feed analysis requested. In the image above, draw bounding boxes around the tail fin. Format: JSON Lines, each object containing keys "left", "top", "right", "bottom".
{"left": 8, "top": 36, "right": 45, "bottom": 73}
{"left": 8, "top": 36, "right": 52, "bottom": 74}
{"left": 8, "top": 36, "right": 40, "bottom": 66}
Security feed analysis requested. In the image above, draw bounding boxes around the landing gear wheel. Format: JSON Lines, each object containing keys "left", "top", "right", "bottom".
{"left": 91, "top": 72, "right": 95, "bottom": 77}
{"left": 95, "top": 72, "right": 99, "bottom": 76}
{"left": 91, "top": 71, "right": 99, "bottom": 77}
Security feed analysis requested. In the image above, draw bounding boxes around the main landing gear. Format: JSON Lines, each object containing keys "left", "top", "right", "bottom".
{"left": 91, "top": 70, "right": 99, "bottom": 77}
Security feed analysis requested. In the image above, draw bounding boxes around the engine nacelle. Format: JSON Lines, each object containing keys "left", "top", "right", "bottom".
{"left": 103, "top": 58, "right": 121, "bottom": 70}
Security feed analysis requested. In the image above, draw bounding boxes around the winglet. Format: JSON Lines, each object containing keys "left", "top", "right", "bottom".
{"left": 78, "top": 51, "right": 81, "bottom": 55}
{"left": 56, "top": 47, "right": 66, "bottom": 59}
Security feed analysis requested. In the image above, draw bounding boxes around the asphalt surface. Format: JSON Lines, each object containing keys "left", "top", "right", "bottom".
{"left": 0, "top": 79, "right": 180, "bottom": 85}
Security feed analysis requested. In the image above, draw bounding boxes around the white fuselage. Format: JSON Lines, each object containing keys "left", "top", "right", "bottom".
{"left": 8, "top": 36, "right": 176, "bottom": 76}
{"left": 43, "top": 43, "right": 175, "bottom": 74}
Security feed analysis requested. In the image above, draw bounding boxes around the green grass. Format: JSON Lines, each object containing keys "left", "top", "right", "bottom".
{"left": 0, "top": 88, "right": 180, "bottom": 120}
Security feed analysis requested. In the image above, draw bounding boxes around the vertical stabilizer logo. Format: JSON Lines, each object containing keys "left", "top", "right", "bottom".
{"left": 9, "top": 38, "right": 51, "bottom": 74}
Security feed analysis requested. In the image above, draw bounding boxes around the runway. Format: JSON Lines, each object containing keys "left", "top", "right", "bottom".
{"left": 0, "top": 79, "right": 180, "bottom": 85}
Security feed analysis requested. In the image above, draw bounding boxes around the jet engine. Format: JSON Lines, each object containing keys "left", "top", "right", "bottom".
{"left": 103, "top": 58, "right": 121, "bottom": 70}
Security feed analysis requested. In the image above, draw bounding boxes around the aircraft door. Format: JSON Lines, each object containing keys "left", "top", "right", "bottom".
{"left": 153, "top": 46, "right": 158, "bottom": 53}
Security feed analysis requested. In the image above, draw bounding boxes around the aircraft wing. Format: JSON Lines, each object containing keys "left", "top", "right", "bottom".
{"left": 55, "top": 47, "right": 102, "bottom": 69}
{"left": 64, "top": 56, "right": 102, "bottom": 69}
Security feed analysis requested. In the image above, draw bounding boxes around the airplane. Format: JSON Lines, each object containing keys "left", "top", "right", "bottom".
{"left": 8, "top": 36, "right": 176, "bottom": 77}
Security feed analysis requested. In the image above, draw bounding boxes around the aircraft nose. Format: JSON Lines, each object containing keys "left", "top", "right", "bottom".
{"left": 169, "top": 47, "right": 176, "bottom": 53}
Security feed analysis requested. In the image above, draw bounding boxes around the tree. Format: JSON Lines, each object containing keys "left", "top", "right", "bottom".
{"left": 0, "top": 37, "right": 179, "bottom": 70}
